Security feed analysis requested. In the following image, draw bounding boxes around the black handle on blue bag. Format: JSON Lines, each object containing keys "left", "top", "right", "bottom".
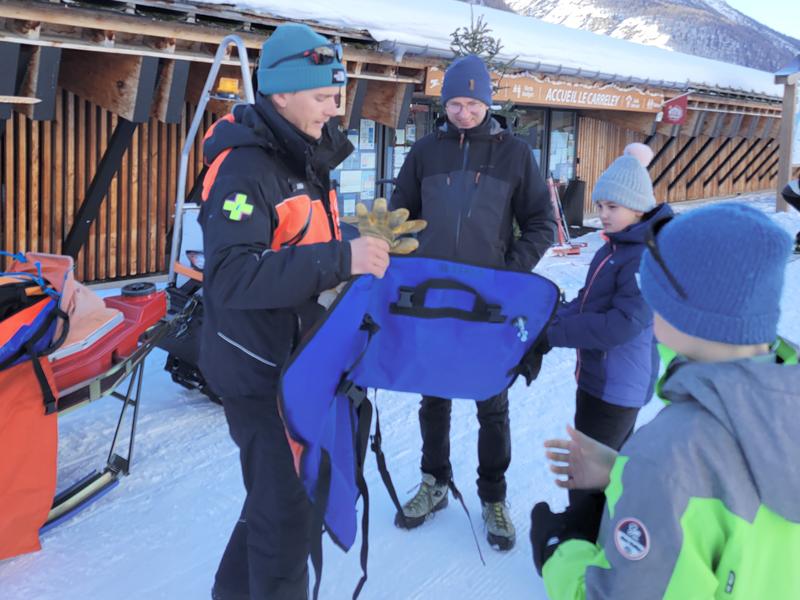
{"left": 389, "top": 278, "right": 506, "bottom": 323}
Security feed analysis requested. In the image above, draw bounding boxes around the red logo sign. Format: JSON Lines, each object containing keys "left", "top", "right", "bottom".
{"left": 661, "top": 94, "right": 689, "bottom": 125}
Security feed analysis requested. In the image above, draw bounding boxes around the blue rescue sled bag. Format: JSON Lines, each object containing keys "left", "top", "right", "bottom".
{"left": 279, "top": 255, "right": 558, "bottom": 595}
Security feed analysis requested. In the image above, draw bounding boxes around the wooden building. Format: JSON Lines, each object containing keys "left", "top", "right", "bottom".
{"left": 0, "top": 1, "right": 792, "bottom": 283}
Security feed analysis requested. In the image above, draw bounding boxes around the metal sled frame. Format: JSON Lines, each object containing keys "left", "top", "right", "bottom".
{"left": 41, "top": 321, "right": 171, "bottom": 532}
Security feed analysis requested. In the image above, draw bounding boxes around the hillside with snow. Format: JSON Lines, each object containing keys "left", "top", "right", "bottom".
{"left": 506, "top": 0, "right": 800, "bottom": 72}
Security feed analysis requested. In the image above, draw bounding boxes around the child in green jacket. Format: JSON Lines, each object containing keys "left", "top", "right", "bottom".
{"left": 530, "top": 203, "right": 798, "bottom": 599}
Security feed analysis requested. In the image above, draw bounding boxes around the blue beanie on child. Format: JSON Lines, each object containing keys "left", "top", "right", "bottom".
{"left": 592, "top": 154, "right": 656, "bottom": 213}
{"left": 441, "top": 55, "right": 493, "bottom": 107}
{"left": 257, "top": 24, "right": 346, "bottom": 95}
{"left": 640, "top": 203, "right": 792, "bottom": 344}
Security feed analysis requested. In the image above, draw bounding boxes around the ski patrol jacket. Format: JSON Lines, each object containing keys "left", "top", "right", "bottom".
{"left": 389, "top": 114, "right": 556, "bottom": 271}
{"left": 198, "top": 95, "right": 353, "bottom": 398}
{"left": 546, "top": 204, "right": 674, "bottom": 407}
{"left": 543, "top": 341, "right": 800, "bottom": 599}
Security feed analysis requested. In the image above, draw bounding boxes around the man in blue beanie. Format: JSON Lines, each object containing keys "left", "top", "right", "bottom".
{"left": 530, "top": 203, "right": 799, "bottom": 598}
{"left": 199, "top": 23, "right": 390, "bottom": 600}
{"left": 391, "top": 54, "right": 556, "bottom": 550}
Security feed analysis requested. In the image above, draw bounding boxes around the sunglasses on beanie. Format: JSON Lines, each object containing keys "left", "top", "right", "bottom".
{"left": 268, "top": 43, "right": 343, "bottom": 69}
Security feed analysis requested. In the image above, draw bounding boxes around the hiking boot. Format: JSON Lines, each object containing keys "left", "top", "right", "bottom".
{"left": 482, "top": 501, "right": 516, "bottom": 551}
{"left": 394, "top": 473, "right": 449, "bottom": 529}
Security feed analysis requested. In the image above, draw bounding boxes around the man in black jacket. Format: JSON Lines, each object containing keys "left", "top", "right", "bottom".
{"left": 390, "top": 54, "right": 555, "bottom": 551}
{"left": 200, "top": 24, "right": 389, "bottom": 600}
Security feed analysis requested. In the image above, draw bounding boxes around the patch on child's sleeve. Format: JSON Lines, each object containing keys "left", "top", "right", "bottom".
{"left": 614, "top": 517, "right": 650, "bottom": 560}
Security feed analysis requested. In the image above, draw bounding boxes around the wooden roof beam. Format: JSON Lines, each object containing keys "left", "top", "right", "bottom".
{"left": 17, "top": 45, "right": 60, "bottom": 120}
{"left": 360, "top": 79, "right": 414, "bottom": 130}
{"left": 151, "top": 58, "right": 189, "bottom": 124}
{"left": 344, "top": 77, "right": 368, "bottom": 130}
{"left": 7, "top": 18, "right": 40, "bottom": 39}
{"left": 0, "top": 42, "right": 21, "bottom": 120}
{"left": 0, "top": 0, "right": 267, "bottom": 49}
{"left": 59, "top": 49, "right": 159, "bottom": 122}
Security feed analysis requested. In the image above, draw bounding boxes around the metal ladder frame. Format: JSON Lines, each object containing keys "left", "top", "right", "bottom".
{"left": 167, "top": 35, "right": 255, "bottom": 285}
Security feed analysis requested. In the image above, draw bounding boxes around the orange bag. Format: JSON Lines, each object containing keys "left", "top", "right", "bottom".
{"left": 0, "top": 358, "right": 58, "bottom": 560}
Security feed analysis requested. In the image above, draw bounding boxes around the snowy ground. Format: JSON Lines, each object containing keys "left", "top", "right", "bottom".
{"left": 1, "top": 192, "right": 798, "bottom": 600}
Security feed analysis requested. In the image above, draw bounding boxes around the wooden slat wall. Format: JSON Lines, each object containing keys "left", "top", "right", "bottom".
{"left": 0, "top": 90, "right": 211, "bottom": 280}
{"left": 576, "top": 116, "right": 777, "bottom": 216}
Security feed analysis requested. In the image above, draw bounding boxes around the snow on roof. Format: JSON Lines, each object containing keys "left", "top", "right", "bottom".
{"left": 199, "top": 0, "right": 782, "bottom": 98}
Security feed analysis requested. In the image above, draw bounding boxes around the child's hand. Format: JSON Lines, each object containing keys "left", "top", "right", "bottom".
{"left": 544, "top": 425, "right": 618, "bottom": 491}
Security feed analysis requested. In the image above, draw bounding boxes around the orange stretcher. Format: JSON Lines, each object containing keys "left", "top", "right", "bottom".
{"left": 1, "top": 253, "right": 169, "bottom": 560}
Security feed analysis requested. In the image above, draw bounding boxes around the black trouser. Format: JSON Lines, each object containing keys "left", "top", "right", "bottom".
{"left": 214, "top": 385, "right": 311, "bottom": 600}
{"left": 567, "top": 388, "right": 639, "bottom": 539}
{"left": 419, "top": 390, "right": 510, "bottom": 503}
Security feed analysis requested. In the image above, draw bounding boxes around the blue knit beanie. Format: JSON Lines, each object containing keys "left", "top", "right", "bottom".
{"left": 592, "top": 154, "right": 656, "bottom": 213}
{"left": 441, "top": 55, "right": 493, "bottom": 106}
{"left": 640, "top": 203, "right": 792, "bottom": 344}
{"left": 257, "top": 24, "right": 346, "bottom": 95}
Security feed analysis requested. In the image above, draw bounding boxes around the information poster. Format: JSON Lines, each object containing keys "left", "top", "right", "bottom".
{"left": 332, "top": 121, "right": 380, "bottom": 216}
{"left": 339, "top": 170, "right": 361, "bottom": 194}
{"left": 359, "top": 119, "right": 375, "bottom": 150}
{"left": 360, "top": 171, "right": 376, "bottom": 200}
{"left": 360, "top": 152, "right": 376, "bottom": 169}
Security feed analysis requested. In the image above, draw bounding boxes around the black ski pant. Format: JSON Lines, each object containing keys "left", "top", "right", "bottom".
{"left": 214, "top": 385, "right": 311, "bottom": 600}
{"left": 567, "top": 388, "right": 639, "bottom": 540}
{"left": 419, "top": 390, "right": 510, "bottom": 503}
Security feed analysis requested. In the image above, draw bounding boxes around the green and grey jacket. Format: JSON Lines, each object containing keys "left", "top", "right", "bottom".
{"left": 544, "top": 339, "right": 800, "bottom": 599}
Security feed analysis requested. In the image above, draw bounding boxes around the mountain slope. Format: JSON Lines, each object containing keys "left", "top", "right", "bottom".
{"left": 506, "top": 0, "right": 800, "bottom": 72}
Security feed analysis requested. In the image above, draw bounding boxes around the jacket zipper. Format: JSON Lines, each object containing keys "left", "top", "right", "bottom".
{"left": 217, "top": 331, "right": 277, "bottom": 367}
{"left": 575, "top": 244, "right": 615, "bottom": 381}
{"left": 455, "top": 138, "right": 471, "bottom": 253}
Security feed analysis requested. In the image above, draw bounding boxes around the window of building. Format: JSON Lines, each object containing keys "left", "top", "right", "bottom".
{"left": 548, "top": 110, "right": 577, "bottom": 184}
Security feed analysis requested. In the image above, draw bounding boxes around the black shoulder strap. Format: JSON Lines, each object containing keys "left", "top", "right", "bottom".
{"left": 0, "top": 304, "right": 67, "bottom": 414}
{"left": 310, "top": 449, "right": 332, "bottom": 600}
{"left": 351, "top": 397, "right": 373, "bottom": 599}
{"left": 370, "top": 397, "right": 408, "bottom": 527}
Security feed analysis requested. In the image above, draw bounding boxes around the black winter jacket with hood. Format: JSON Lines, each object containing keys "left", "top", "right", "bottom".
{"left": 390, "top": 114, "right": 556, "bottom": 270}
{"left": 198, "top": 94, "right": 353, "bottom": 398}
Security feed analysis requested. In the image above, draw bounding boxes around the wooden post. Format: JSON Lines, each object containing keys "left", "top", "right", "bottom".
{"left": 775, "top": 55, "right": 800, "bottom": 212}
{"left": 0, "top": 42, "right": 22, "bottom": 122}
{"left": 18, "top": 46, "right": 61, "bottom": 120}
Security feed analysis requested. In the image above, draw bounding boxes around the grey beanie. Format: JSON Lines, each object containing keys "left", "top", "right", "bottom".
{"left": 591, "top": 154, "right": 656, "bottom": 212}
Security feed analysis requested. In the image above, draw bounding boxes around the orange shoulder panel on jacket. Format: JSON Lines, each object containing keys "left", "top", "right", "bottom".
{"left": 201, "top": 114, "right": 236, "bottom": 158}
{"left": 201, "top": 148, "right": 233, "bottom": 202}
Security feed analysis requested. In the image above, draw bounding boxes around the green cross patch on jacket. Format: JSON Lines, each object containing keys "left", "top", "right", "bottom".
{"left": 222, "top": 192, "right": 254, "bottom": 221}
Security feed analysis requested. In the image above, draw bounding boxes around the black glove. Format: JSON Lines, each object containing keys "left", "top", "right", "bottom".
{"left": 530, "top": 500, "right": 597, "bottom": 576}
{"left": 517, "top": 331, "right": 552, "bottom": 385}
